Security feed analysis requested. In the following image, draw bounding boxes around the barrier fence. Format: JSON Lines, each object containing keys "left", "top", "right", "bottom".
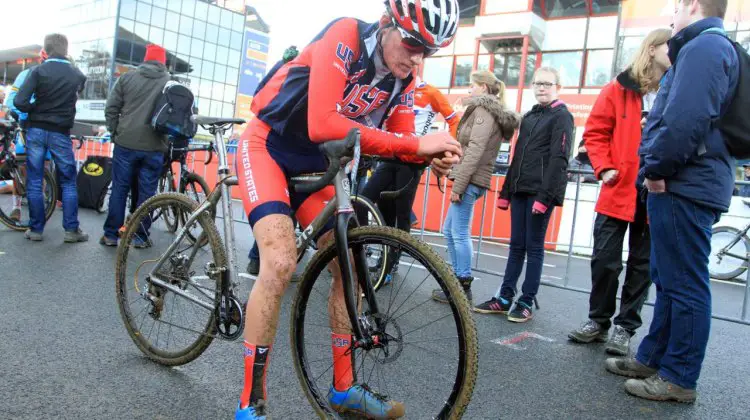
{"left": 73, "top": 140, "right": 750, "bottom": 326}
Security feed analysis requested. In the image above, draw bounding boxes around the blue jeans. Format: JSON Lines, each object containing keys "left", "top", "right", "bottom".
{"left": 103, "top": 145, "right": 164, "bottom": 240}
{"left": 442, "top": 184, "right": 486, "bottom": 278}
{"left": 498, "top": 194, "right": 554, "bottom": 304}
{"left": 635, "top": 193, "right": 718, "bottom": 390}
{"left": 26, "top": 128, "right": 78, "bottom": 233}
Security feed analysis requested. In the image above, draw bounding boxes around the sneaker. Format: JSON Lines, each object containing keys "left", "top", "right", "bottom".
{"left": 328, "top": 384, "right": 405, "bottom": 419}
{"left": 431, "top": 276, "right": 473, "bottom": 303}
{"left": 604, "top": 357, "right": 658, "bottom": 379}
{"left": 507, "top": 301, "right": 534, "bottom": 323}
{"left": 605, "top": 325, "right": 632, "bottom": 356}
{"left": 9, "top": 208, "right": 21, "bottom": 222}
{"left": 235, "top": 400, "right": 268, "bottom": 419}
{"left": 246, "top": 258, "right": 260, "bottom": 276}
{"left": 473, "top": 297, "right": 512, "bottom": 314}
{"left": 624, "top": 375, "right": 697, "bottom": 403}
{"left": 64, "top": 228, "right": 89, "bottom": 243}
{"left": 24, "top": 229, "right": 43, "bottom": 241}
{"left": 99, "top": 235, "right": 118, "bottom": 247}
{"left": 132, "top": 237, "right": 152, "bottom": 249}
{"left": 382, "top": 263, "right": 399, "bottom": 286}
{"left": 568, "top": 320, "right": 609, "bottom": 344}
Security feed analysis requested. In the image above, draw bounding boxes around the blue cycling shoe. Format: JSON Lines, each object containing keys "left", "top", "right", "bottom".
{"left": 235, "top": 400, "right": 267, "bottom": 420}
{"left": 329, "top": 384, "right": 405, "bottom": 419}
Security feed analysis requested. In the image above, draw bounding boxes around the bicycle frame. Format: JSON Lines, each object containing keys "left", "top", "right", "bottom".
{"left": 717, "top": 222, "right": 750, "bottom": 261}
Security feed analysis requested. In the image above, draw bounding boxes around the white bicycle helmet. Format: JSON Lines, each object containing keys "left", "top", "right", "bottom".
{"left": 385, "top": 0, "right": 460, "bottom": 49}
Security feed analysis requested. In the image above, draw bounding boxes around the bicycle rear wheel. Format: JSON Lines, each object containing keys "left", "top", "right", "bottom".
{"left": 291, "top": 226, "right": 478, "bottom": 419}
{"left": 0, "top": 167, "right": 57, "bottom": 231}
{"left": 115, "top": 192, "right": 225, "bottom": 366}
{"left": 709, "top": 226, "right": 749, "bottom": 281}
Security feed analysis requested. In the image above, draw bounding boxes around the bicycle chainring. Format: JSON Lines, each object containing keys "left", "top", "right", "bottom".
{"left": 216, "top": 295, "right": 244, "bottom": 340}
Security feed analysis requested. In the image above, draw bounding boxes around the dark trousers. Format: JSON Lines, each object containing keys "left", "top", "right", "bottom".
{"left": 635, "top": 193, "right": 718, "bottom": 390}
{"left": 103, "top": 145, "right": 164, "bottom": 240}
{"left": 499, "top": 194, "right": 553, "bottom": 304}
{"left": 360, "top": 161, "right": 422, "bottom": 232}
{"left": 588, "top": 199, "right": 651, "bottom": 333}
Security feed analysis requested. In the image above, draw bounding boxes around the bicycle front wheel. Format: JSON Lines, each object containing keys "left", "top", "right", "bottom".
{"left": 709, "top": 226, "right": 749, "bottom": 281}
{"left": 291, "top": 226, "right": 478, "bottom": 419}
{"left": 115, "top": 192, "right": 225, "bottom": 366}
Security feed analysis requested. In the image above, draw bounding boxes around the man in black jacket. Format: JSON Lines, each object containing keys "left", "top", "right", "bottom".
{"left": 14, "top": 33, "right": 88, "bottom": 242}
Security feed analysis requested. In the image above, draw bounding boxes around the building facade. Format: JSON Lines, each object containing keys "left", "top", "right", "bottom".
{"left": 423, "top": 0, "right": 750, "bottom": 151}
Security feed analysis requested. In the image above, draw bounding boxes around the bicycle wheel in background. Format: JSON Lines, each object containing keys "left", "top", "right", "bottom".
{"left": 0, "top": 167, "right": 57, "bottom": 231}
{"left": 290, "top": 226, "right": 478, "bottom": 419}
{"left": 709, "top": 226, "right": 749, "bottom": 282}
{"left": 351, "top": 195, "right": 391, "bottom": 291}
{"left": 156, "top": 169, "right": 178, "bottom": 232}
{"left": 115, "top": 192, "right": 225, "bottom": 366}
{"left": 180, "top": 173, "right": 213, "bottom": 246}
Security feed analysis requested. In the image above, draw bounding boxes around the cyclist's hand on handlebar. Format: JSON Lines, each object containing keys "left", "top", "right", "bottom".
{"left": 416, "top": 132, "right": 462, "bottom": 159}
{"left": 430, "top": 152, "right": 459, "bottom": 178}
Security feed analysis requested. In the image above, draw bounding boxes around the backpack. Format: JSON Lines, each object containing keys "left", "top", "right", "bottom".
{"left": 77, "top": 156, "right": 113, "bottom": 212}
{"left": 151, "top": 81, "right": 197, "bottom": 140}
{"left": 702, "top": 29, "right": 750, "bottom": 159}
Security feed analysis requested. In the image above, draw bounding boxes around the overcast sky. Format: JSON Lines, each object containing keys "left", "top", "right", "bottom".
{"left": 2, "top": 0, "right": 386, "bottom": 63}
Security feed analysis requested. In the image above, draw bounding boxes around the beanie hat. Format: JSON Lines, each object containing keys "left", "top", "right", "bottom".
{"left": 144, "top": 44, "right": 167, "bottom": 64}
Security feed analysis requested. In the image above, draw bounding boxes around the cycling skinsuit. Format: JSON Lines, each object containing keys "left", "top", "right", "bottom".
{"left": 413, "top": 79, "right": 459, "bottom": 138}
{"left": 238, "top": 18, "right": 420, "bottom": 228}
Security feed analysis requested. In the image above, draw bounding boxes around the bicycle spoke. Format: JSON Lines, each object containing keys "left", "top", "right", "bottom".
{"left": 400, "top": 312, "right": 454, "bottom": 338}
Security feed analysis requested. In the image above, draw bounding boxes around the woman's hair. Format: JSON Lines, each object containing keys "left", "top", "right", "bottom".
{"left": 628, "top": 28, "right": 672, "bottom": 94}
{"left": 470, "top": 70, "right": 506, "bottom": 102}
{"left": 533, "top": 67, "right": 561, "bottom": 85}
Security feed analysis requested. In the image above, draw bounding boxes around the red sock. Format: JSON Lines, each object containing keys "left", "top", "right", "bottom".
{"left": 240, "top": 341, "right": 271, "bottom": 409}
{"left": 332, "top": 333, "right": 354, "bottom": 391}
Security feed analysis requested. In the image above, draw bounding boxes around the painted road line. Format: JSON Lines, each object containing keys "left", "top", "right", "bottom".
{"left": 426, "top": 241, "right": 556, "bottom": 268}
{"left": 491, "top": 331, "right": 556, "bottom": 350}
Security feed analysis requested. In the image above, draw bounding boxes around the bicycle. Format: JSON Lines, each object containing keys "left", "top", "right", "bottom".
{"left": 115, "top": 118, "right": 478, "bottom": 418}
{"left": 0, "top": 118, "right": 62, "bottom": 231}
{"left": 709, "top": 200, "right": 750, "bottom": 282}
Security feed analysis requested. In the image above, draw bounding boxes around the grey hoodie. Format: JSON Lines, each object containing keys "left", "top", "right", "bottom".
{"left": 105, "top": 61, "right": 170, "bottom": 152}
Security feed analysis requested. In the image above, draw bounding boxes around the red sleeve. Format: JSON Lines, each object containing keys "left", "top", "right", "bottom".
{"left": 430, "top": 86, "right": 459, "bottom": 138}
{"left": 307, "top": 18, "right": 420, "bottom": 158}
{"left": 583, "top": 82, "right": 617, "bottom": 179}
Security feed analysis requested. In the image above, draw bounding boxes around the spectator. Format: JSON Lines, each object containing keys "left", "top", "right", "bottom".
{"left": 569, "top": 28, "right": 672, "bottom": 355}
{"left": 605, "top": 0, "right": 738, "bottom": 403}
{"left": 567, "top": 142, "right": 598, "bottom": 184}
{"left": 13, "top": 34, "right": 87, "bottom": 242}
{"left": 473, "top": 67, "right": 574, "bottom": 322}
{"left": 431, "top": 70, "right": 518, "bottom": 303}
{"left": 738, "top": 163, "right": 750, "bottom": 197}
{"left": 101, "top": 44, "right": 170, "bottom": 247}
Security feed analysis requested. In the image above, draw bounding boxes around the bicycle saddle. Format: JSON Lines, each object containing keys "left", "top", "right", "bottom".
{"left": 191, "top": 115, "right": 246, "bottom": 126}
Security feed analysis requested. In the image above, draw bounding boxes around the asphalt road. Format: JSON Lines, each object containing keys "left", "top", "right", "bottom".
{"left": 1, "top": 208, "right": 750, "bottom": 419}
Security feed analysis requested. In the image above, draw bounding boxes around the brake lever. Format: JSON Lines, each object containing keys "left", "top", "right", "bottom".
{"left": 205, "top": 142, "right": 214, "bottom": 165}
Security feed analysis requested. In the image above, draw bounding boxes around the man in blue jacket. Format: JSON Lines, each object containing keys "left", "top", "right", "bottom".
{"left": 603, "top": 0, "right": 738, "bottom": 403}
{"left": 14, "top": 34, "right": 88, "bottom": 242}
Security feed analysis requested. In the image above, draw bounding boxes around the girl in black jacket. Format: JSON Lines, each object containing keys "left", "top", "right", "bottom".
{"left": 474, "top": 67, "right": 574, "bottom": 322}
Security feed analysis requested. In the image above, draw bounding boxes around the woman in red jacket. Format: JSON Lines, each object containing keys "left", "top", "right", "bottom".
{"left": 568, "top": 28, "right": 671, "bottom": 355}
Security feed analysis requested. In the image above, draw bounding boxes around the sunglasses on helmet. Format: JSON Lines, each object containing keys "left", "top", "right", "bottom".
{"left": 392, "top": 20, "right": 439, "bottom": 57}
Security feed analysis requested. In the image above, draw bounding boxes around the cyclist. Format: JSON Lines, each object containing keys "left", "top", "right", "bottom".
{"left": 235, "top": 1, "right": 461, "bottom": 418}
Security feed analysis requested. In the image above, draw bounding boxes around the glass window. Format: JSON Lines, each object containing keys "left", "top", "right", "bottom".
{"left": 226, "top": 67, "right": 239, "bottom": 85}
{"left": 181, "top": 0, "right": 196, "bottom": 15}
{"left": 221, "top": 9, "right": 233, "bottom": 28}
{"left": 166, "top": 11, "right": 180, "bottom": 30}
{"left": 233, "top": 13, "right": 244, "bottom": 33}
{"left": 493, "top": 53, "right": 536, "bottom": 87}
{"left": 166, "top": 0, "right": 181, "bottom": 12}
{"left": 485, "top": 0, "right": 528, "bottom": 14}
{"left": 210, "top": 100, "right": 222, "bottom": 117}
{"left": 219, "top": 27, "right": 232, "bottom": 46}
{"left": 541, "top": 51, "right": 583, "bottom": 86}
{"left": 119, "top": 18, "right": 136, "bottom": 33}
{"left": 202, "top": 61, "right": 215, "bottom": 80}
{"left": 534, "top": 0, "right": 588, "bottom": 18}
{"left": 134, "top": 22, "right": 150, "bottom": 41}
{"left": 215, "top": 64, "right": 228, "bottom": 83}
{"left": 195, "top": 1, "right": 208, "bottom": 19}
{"left": 477, "top": 55, "right": 491, "bottom": 71}
{"left": 199, "top": 80, "right": 212, "bottom": 98}
{"left": 208, "top": 6, "right": 221, "bottom": 25}
{"left": 152, "top": 0, "right": 167, "bottom": 8}
{"left": 216, "top": 46, "right": 229, "bottom": 65}
{"left": 206, "top": 24, "right": 219, "bottom": 44}
{"left": 150, "top": 6, "right": 166, "bottom": 27}
{"left": 177, "top": 34, "right": 191, "bottom": 56}
{"left": 587, "top": 16, "right": 618, "bottom": 49}
{"left": 135, "top": 2, "right": 151, "bottom": 24}
{"left": 543, "top": 19, "right": 587, "bottom": 50}
{"left": 454, "top": 56, "right": 474, "bottom": 87}
{"left": 231, "top": 31, "right": 243, "bottom": 52}
{"left": 203, "top": 42, "right": 217, "bottom": 61}
{"left": 614, "top": 36, "right": 643, "bottom": 74}
{"left": 120, "top": 0, "right": 136, "bottom": 20}
{"left": 190, "top": 59, "right": 202, "bottom": 78}
{"left": 191, "top": 39, "right": 205, "bottom": 59}
{"left": 212, "top": 82, "right": 225, "bottom": 101}
{"left": 423, "top": 56, "right": 454, "bottom": 88}
{"left": 179, "top": 15, "right": 194, "bottom": 36}
{"left": 163, "top": 30, "right": 178, "bottom": 52}
{"left": 149, "top": 27, "right": 164, "bottom": 45}
{"left": 737, "top": 31, "right": 750, "bottom": 52}
{"left": 585, "top": 49, "right": 614, "bottom": 86}
{"left": 223, "top": 102, "right": 235, "bottom": 119}
{"left": 591, "top": 0, "right": 620, "bottom": 15}
{"left": 193, "top": 20, "right": 206, "bottom": 40}
{"left": 228, "top": 50, "right": 241, "bottom": 68}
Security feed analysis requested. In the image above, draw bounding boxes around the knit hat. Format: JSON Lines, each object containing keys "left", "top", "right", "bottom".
{"left": 144, "top": 44, "right": 167, "bottom": 64}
